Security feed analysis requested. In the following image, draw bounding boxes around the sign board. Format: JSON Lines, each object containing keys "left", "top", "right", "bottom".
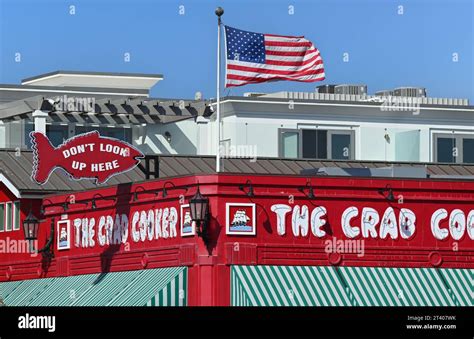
{"left": 30, "top": 131, "right": 144, "bottom": 184}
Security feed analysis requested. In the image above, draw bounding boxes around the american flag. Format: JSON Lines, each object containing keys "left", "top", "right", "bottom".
{"left": 224, "top": 26, "right": 325, "bottom": 87}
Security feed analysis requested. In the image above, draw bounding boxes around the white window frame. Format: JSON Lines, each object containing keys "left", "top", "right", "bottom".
{"left": 433, "top": 133, "right": 474, "bottom": 164}
{"left": 13, "top": 201, "right": 20, "bottom": 231}
{"left": 0, "top": 202, "right": 4, "bottom": 232}
{"left": 278, "top": 129, "right": 300, "bottom": 159}
{"left": 5, "top": 201, "right": 12, "bottom": 231}
{"left": 278, "top": 128, "right": 356, "bottom": 160}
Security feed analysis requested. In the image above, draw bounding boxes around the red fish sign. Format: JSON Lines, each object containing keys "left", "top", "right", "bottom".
{"left": 30, "top": 131, "right": 144, "bottom": 184}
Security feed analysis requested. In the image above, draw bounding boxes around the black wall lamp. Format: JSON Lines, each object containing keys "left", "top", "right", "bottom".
{"left": 378, "top": 184, "right": 395, "bottom": 202}
{"left": 91, "top": 193, "right": 117, "bottom": 210}
{"left": 162, "top": 181, "right": 187, "bottom": 198}
{"left": 66, "top": 199, "right": 88, "bottom": 210}
{"left": 40, "top": 198, "right": 53, "bottom": 215}
{"left": 23, "top": 208, "right": 54, "bottom": 258}
{"left": 239, "top": 180, "right": 254, "bottom": 197}
{"left": 298, "top": 181, "right": 316, "bottom": 199}
{"left": 162, "top": 181, "right": 176, "bottom": 198}
{"left": 189, "top": 185, "right": 210, "bottom": 247}
{"left": 132, "top": 186, "right": 155, "bottom": 202}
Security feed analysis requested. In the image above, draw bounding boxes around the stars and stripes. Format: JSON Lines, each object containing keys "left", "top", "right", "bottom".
{"left": 224, "top": 26, "right": 325, "bottom": 87}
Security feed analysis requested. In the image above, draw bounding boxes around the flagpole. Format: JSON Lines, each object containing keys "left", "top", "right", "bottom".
{"left": 215, "top": 7, "right": 224, "bottom": 173}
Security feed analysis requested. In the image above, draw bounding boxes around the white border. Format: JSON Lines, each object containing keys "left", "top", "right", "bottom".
{"left": 57, "top": 219, "right": 71, "bottom": 250}
{"left": 0, "top": 202, "right": 4, "bottom": 232}
{"left": 12, "top": 201, "right": 20, "bottom": 231}
{"left": 5, "top": 202, "right": 12, "bottom": 231}
{"left": 180, "top": 204, "right": 195, "bottom": 237}
{"left": 226, "top": 202, "right": 256, "bottom": 236}
{"left": 0, "top": 174, "right": 21, "bottom": 198}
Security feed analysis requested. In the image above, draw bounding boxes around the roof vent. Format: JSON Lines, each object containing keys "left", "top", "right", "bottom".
{"left": 375, "top": 90, "right": 394, "bottom": 97}
{"left": 393, "top": 87, "right": 427, "bottom": 97}
{"left": 316, "top": 85, "right": 337, "bottom": 94}
{"left": 243, "top": 92, "right": 266, "bottom": 97}
{"left": 334, "top": 84, "right": 367, "bottom": 95}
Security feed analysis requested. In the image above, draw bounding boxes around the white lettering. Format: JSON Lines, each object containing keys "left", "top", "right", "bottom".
{"left": 271, "top": 204, "right": 292, "bottom": 236}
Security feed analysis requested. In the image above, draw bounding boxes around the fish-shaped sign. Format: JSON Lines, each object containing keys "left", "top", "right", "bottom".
{"left": 30, "top": 131, "right": 144, "bottom": 184}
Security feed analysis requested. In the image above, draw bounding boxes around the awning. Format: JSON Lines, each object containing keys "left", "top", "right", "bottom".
{"left": 232, "top": 265, "right": 352, "bottom": 306}
{"left": 0, "top": 266, "right": 187, "bottom": 306}
{"left": 231, "top": 266, "right": 473, "bottom": 306}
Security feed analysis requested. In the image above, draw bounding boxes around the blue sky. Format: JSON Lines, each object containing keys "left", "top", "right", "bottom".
{"left": 0, "top": 0, "right": 472, "bottom": 101}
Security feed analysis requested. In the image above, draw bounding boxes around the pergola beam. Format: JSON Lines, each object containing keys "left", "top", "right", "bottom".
{"left": 0, "top": 95, "right": 212, "bottom": 124}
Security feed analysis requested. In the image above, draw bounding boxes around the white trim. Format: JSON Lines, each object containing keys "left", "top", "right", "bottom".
{"left": 5, "top": 202, "right": 12, "bottom": 232}
{"left": 0, "top": 87, "right": 148, "bottom": 97}
{"left": 57, "top": 219, "right": 71, "bottom": 250}
{"left": 0, "top": 173, "right": 21, "bottom": 198}
{"left": 211, "top": 99, "right": 474, "bottom": 112}
{"left": 226, "top": 202, "right": 256, "bottom": 236}
{"left": 0, "top": 202, "right": 4, "bottom": 232}
{"left": 13, "top": 201, "right": 20, "bottom": 231}
{"left": 22, "top": 73, "right": 163, "bottom": 85}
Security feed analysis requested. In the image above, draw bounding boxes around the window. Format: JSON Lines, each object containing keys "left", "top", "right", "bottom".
{"left": 280, "top": 130, "right": 299, "bottom": 158}
{"left": 76, "top": 126, "right": 132, "bottom": 143}
{"left": 47, "top": 125, "right": 68, "bottom": 146}
{"left": 329, "top": 131, "right": 352, "bottom": 160}
{"left": 433, "top": 133, "right": 474, "bottom": 164}
{"left": 463, "top": 138, "right": 474, "bottom": 163}
{"left": 13, "top": 201, "right": 20, "bottom": 230}
{"left": 279, "top": 128, "right": 355, "bottom": 160}
{"left": 24, "top": 122, "right": 35, "bottom": 149}
{"left": 301, "top": 130, "right": 328, "bottom": 159}
{"left": 5, "top": 202, "right": 12, "bottom": 231}
{"left": 0, "top": 203, "right": 4, "bottom": 232}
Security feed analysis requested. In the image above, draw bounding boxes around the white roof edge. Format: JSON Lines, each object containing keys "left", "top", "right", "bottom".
{"left": 21, "top": 71, "right": 164, "bottom": 91}
{"left": 0, "top": 173, "right": 21, "bottom": 198}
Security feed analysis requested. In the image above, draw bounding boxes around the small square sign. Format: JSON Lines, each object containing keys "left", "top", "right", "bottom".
{"left": 57, "top": 220, "right": 71, "bottom": 250}
{"left": 180, "top": 204, "right": 195, "bottom": 237}
{"left": 226, "top": 203, "right": 256, "bottom": 235}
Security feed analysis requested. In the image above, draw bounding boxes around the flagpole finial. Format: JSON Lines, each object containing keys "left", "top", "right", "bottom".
{"left": 215, "top": 7, "right": 224, "bottom": 17}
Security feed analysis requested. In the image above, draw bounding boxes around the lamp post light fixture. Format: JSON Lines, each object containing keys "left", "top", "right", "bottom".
{"left": 22, "top": 208, "right": 55, "bottom": 258}
{"left": 23, "top": 209, "right": 40, "bottom": 243}
{"left": 189, "top": 185, "right": 210, "bottom": 246}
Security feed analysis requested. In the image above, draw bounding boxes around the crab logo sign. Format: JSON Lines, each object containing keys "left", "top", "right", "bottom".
{"left": 30, "top": 131, "right": 144, "bottom": 184}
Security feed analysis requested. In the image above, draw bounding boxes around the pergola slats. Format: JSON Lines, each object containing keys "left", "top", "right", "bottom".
{"left": 0, "top": 95, "right": 212, "bottom": 125}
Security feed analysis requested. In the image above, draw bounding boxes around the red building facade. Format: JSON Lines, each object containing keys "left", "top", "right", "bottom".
{"left": 1, "top": 173, "right": 472, "bottom": 306}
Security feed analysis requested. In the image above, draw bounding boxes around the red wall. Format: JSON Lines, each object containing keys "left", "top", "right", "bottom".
{"left": 0, "top": 182, "right": 42, "bottom": 255}
{"left": 0, "top": 174, "right": 473, "bottom": 306}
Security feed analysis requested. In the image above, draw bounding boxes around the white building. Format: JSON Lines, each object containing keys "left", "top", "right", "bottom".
{"left": 1, "top": 71, "right": 473, "bottom": 164}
